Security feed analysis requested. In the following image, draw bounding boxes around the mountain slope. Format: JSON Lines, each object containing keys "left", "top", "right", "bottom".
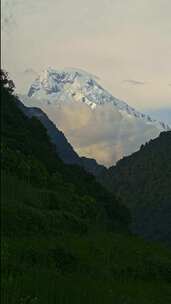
{"left": 1, "top": 75, "right": 128, "bottom": 232}
{"left": 21, "top": 67, "right": 170, "bottom": 167}
{"left": 99, "top": 131, "right": 171, "bottom": 244}
{"left": 1, "top": 70, "right": 171, "bottom": 304}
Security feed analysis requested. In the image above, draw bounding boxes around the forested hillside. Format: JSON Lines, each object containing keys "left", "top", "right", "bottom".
{"left": 99, "top": 132, "right": 171, "bottom": 244}
{"left": 1, "top": 70, "right": 171, "bottom": 304}
{"left": 1, "top": 70, "right": 129, "bottom": 232}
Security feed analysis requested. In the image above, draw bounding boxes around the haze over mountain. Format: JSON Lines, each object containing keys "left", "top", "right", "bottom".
{"left": 17, "top": 99, "right": 106, "bottom": 176}
{"left": 21, "top": 68, "right": 170, "bottom": 167}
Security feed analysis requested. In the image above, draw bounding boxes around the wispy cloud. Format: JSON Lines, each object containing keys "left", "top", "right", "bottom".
{"left": 123, "top": 80, "right": 147, "bottom": 86}
{"left": 24, "top": 68, "right": 38, "bottom": 75}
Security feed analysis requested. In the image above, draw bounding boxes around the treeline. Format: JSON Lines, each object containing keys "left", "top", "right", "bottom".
{"left": 99, "top": 131, "right": 171, "bottom": 244}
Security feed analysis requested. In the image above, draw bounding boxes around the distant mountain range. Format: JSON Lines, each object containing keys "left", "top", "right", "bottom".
{"left": 20, "top": 68, "right": 171, "bottom": 166}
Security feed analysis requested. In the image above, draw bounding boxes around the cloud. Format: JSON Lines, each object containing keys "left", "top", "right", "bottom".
{"left": 168, "top": 83, "right": 171, "bottom": 86}
{"left": 2, "top": 0, "right": 171, "bottom": 109}
{"left": 23, "top": 96, "right": 160, "bottom": 167}
{"left": 24, "top": 68, "right": 36, "bottom": 73}
{"left": 23, "top": 68, "right": 38, "bottom": 77}
{"left": 123, "top": 80, "right": 147, "bottom": 86}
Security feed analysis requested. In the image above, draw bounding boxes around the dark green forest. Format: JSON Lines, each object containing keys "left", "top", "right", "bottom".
{"left": 99, "top": 131, "right": 171, "bottom": 245}
{"left": 1, "top": 70, "right": 171, "bottom": 303}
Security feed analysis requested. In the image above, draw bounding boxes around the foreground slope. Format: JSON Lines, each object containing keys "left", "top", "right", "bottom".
{"left": 1, "top": 71, "right": 171, "bottom": 304}
{"left": 99, "top": 132, "right": 171, "bottom": 244}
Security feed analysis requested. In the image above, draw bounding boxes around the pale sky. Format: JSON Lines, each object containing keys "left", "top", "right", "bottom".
{"left": 1, "top": 0, "right": 171, "bottom": 114}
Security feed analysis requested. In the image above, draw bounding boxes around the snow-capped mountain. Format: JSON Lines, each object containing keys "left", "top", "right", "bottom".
{"left": 22, "top": 68, "right": 171, "bottom": 167}
{"left": 28, "top": 68, "right": 170, "bottom": 131}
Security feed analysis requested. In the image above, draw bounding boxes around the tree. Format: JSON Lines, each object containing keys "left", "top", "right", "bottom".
{"left": 0, "top": 69, "right": 15, "bottom": 94}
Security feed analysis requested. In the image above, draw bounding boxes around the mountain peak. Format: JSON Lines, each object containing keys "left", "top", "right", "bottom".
{"left": 28, "top": 67, "right": 96, "bottom": 99}
{"left": 27, "top": 67, "right": 170, "bottom": 132}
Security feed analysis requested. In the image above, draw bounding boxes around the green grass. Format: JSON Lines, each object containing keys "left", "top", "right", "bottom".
{"left": 1, "top": 172, "right": 171, "bottom": 304}
{"left": 2, "top": 233, "right": 171, "bottom": 303}
{"left": 2, "top": 271, "right": 171, "bottom": 304}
